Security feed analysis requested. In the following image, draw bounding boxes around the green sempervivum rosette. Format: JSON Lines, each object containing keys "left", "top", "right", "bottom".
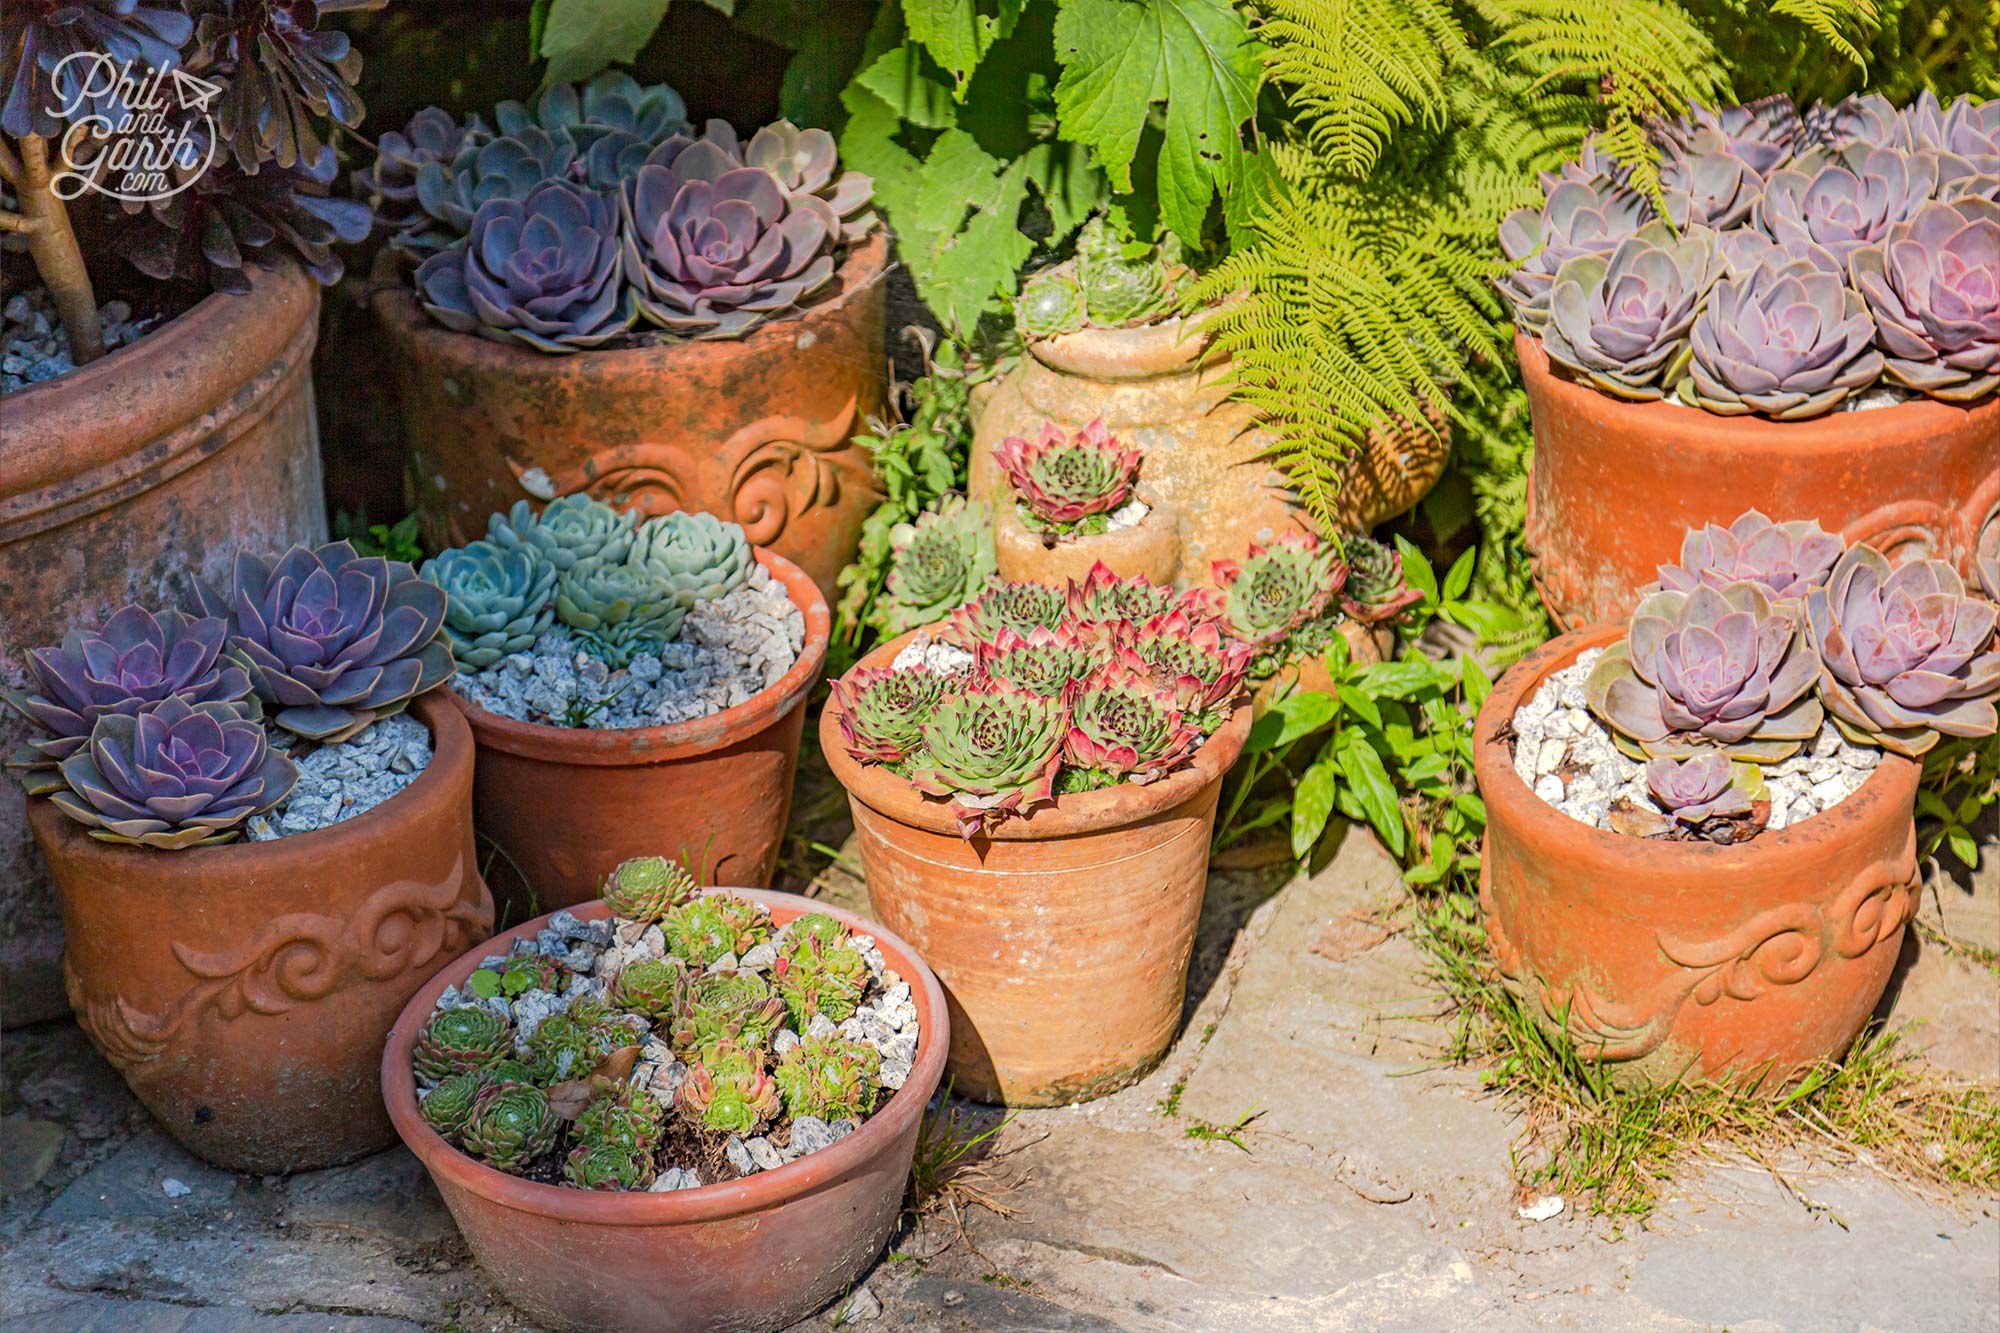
{"left": 1014, "top": 267, "right": 1087, "bottom": 338}
{"left": 679, "top": 1041, "right": 782, "bottom": 1135}
{"left": 941, "top": 580, "right": 1069, "bottom": 649}
{"left": 909, "top": 682, "right": 1067, "bottom": 839}
{"left": 1338, "top": 534, "right": 1424, "bottom": 625}
{"left": 783, "top": 912, "right": 850, "bottom": 951}
{"left": 609, "top": 957, "right": 689, "bottom": 1022}
{"left": 487, "top": 494, "right": 636, "bottom": 572}
{"left": 485, "top": 1056, "right": 550, "bottom": 1087}
{"left": 572, "top": 1084, "right": 668, "bottom": 1152}
{"left": 774, "top": 942, "right": 868, "bottom": 1028}
{"left": 776, "top": 1034, "right": 882, "bottom": 1123}
{"left": 670, "top": 971, "right": 789, "bottom": 1059}
{"left": 974, "top": 625, "right": 1104, "bottom": 698}
{"left": 830, "top": 665, "right": 946, "bottom": 766}
{"left": 1063, "top": 665, "right": 1201, "bottom": 789}
{"left": 528, "top": 999, "right": 638, "bottom": 1081}
{"left": 881, "top": 497, "right": 997, "bottom": 636}
{"left": 1212, "top": 532, "right": 1342, "bottom": 655}
{"left": 421, "top": 539, "right": 559, "bottom": 669}
{"left": 1064, "top": 563, "right": 1186, "bottom": 631}
{"left": 602, "top": 855, "right": 700, "bottom": 921}
{"left": 1076, "top": 217, "right": 1178, "bottom": 326}
{"left": 420, "top": 1069, "right": 491, "bottom": 1140}
{"left": 413, "top": 1006, "right": 513, "bottom": 1083}
{"left": 556, "top": 555, "right": 686, "bottom": 667}
{"left": 661, "top": 896, "right": 771, "bottom": 968}
{"left": 461, "top": 1082, "right": 559, "bottom": 1171}
{"left": 626, "top": 512, "right": 753, "bottom": 607}
{"left": 563, "top": 1141, "right": 658, "bottom": 1191}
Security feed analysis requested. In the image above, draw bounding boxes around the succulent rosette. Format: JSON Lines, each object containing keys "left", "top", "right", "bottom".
{"left": 4, "top": 606, "right": 253, "bottom": 774}
{"left": 412, "top": 124, "right": 578, "bottom": 237}
{"left": 625, "top": 511, "right": 753, "bottom": 605}
{"left": 661, "top": 896, "right": 770, "bottom": 969}
{"left": 1650, "top": 510, "right": 1844, "bottom": 603}
{"left": 564, "top": 1142, "right": 657, "bottom": 1191}
{"left": 1755, "top": 144, "right": 1935, "bottom": 269}
{"left": 1657, "top": 129, "right": 1770, "bottom": 231}
{"left": 909, "top": 682, "right": 1068, "bottom": 837}
{"left": 601, "top": 855, "right": 700, "bottom": 921}
{"left": 1015, "top": 267, "right": 1088, "bottom": 339}
{"left": 1801, "top": 93, "right": 1900, "bottom": 151}
{"left": 830, "top": 665, "right": 946, "bottom": 765}
{"left": 1339, "top": 533, "right": 1424, "bottom": 625}
{"left": 776, "top": 1034, "right": 882, "bottom": 1123}
{"left": 1848, "top": 198, "right": 2000, "bottom": 404}
{"left": 742, "top": 119, "right": 876, "bottom": 244}
{"left": 1212, "top": 532, "right": 1343, "bottom": 651}
{"left": 194, "top": 542, "right": 454, "bottom": 743}
{"left": 413, "top": 1006, "right": 514, "bottom": 1083}
{"left": 1806, "top": 546, "right": 2000, "bottom": 758}
{"left": 1497, "top": 177, "right": 1652, "bottom": 328}
{"left": 773, "top": 933, "right": 869, "bottom": 1028}
{"left": 1539, "top": 222, "right": 1722, "bottom": 400}
{"left": 1644, "top": 753, "right": 1755, "bottom": 827}
{"left": 461, "top": 1082, "right": 559, "bottom": 1170}
{"left": 941, "top": 581, "right": 1070, "bottom": 648}
{"left": 487, "top": 494, "right": 637, "bottom": 572}
{"left": 1064, "top": 564, "right": 1188, "bottom": 629}
{"left": 994, "top": 419, "right": 1143, "bottom": 531}
{"left": 415, "top": 179, "right": 636, "bottom": 353}
{"left": 352, "top": 106, "right": 489, "bottom": 241}
{"left": 418, "top": 1069, "right": 490, "bottom": 1139}
{"left": 1897, "top": 90, "right": 2000, "bottom": 177}
{"left": 1679, "top": 259, "right": 1883, "bottom": 419}
{"left": 671, "top": 972, "right": 788, "bottom": 1058}
{"left": 1113, "top": 609, "right": 1253, "bottom": 728}
{"left": 420, "top": 540, "right": 558, "bottom": 670}
{"left": 1585, "top": 583, "right": 1824, "bottom": 763}
{"left": 609, "top": 957, "right": 688, "bottom": 1021}
{"left": 880, "top": 497, "right": 997, "bottom": 636}
{"left": 1655, "top": 97, "right": 1803, "bottom": 177}
{"left": 976, "top": 625, "right": 1106, "bottom": 698}
{"left": 1063, "top": 666, "right": 1200, "bottom": 787}
{"left": 555, "top": 556, "right": 686, "bottom": 667}
{"left": 679, "top": 1041, "right": 781, "bottom": 1134}
{"left": 46, "top": 698, "right": 297, "bottom": 849}
{"left": 572, "top": 1085, "right": 668, "bottom": 1152}
{"left": 1075, "top": 216, "right": 1182, "bottom": 326}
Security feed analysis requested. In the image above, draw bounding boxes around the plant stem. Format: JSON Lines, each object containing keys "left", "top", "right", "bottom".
{"left": 9, "top": 134, "right": 104, "bottom": 366}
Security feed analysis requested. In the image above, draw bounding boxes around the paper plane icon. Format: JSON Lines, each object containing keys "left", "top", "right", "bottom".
{"left": 169, "top": 68, "right": 222, "bottom": 112}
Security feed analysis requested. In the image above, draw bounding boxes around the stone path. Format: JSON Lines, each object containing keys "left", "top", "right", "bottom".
{"left": 5, "top": 815, "right": 1995, "bottom": 1333}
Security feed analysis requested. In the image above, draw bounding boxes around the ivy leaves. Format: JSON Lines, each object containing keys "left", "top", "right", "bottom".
{"left": 1051, "top": 0, "right": 1260, "bottom": 246}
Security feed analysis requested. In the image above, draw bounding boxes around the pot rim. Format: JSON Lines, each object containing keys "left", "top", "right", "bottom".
{"left": 1027, "top": 307, "right": 1219, "bottom": 381}
{"left": 1473, "top": 622, "right": 1921, "bottom": 870}
{"left": 368, "top": 232, "right": 890, "bottom": 379}
{"left": 24, "top": 688, "right": 472, "bottom": 874}
{"left": 1514, "top": 330, "right": 1997, "bottom": 453}
{"left": 819, "top": 628, "right": 1251, "bottom": 840}
{"left": 1, "top": 257, "right": 316, "bottom": 503}
{"left": 381, "top": 889, "right": 950, "bottom": 1226}
{"left": 448, "top": 548, "right": 830, "bottom": 765}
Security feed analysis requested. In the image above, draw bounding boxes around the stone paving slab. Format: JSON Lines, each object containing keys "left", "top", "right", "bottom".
{"left": 23, "top": 1297, "right": 424, "bottom": 1333}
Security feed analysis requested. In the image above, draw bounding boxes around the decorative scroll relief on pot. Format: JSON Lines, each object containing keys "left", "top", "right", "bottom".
{"left": 64, "top": 861, "right": 486, "bottom": 1074}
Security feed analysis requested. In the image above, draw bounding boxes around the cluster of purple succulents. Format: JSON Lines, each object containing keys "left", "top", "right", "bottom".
{"left": 1580, "top": 510, "right": 2000, "bottom": 839}
{"left": 831, "top": 563, "right": 1256, "bottom": 838}
{"left": 1501, "top": 91, "right": 1999, "bottom": 417}
{"left": 4, "top": 543, "right": 451, "bottom": 849}
{"left": 1210, "top": 530, "right": 1423, "bottom": 676}
{"left": 371, "top": 75, "right": 876, "bottom": 349}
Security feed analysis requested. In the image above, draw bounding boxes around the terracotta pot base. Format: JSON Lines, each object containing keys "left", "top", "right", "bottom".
{"left": 992, "top": 492, "right": 1181, "bottom": 587}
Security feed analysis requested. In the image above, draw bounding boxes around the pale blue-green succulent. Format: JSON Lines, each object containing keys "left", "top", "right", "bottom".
{"left": 555, "top": 557, "right": 686, "bottom": 667}
{"left": 487, "top": 495, "right": 636, "bottom": 572}
{"left": 626, "top": 512, "right": 753, "bottom": 606}
{"left": 421, "top": 540, "right": 559, "bottom": 669}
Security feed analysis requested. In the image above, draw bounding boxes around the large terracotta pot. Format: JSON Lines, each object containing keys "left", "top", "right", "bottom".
{"left": 1475, "top": 625, "right": 1921, "bottom": 1088}
{"left": 370, "top": 237, "right": 890, "bottom": 596}
{"left": 383, "top": 891, "right": 948, "bottom": 1333}
{"left": 1520, "top": 332, "right": 2000, "bottom": 630}
{"left": 991, "top": 489, "right": 1181, "bottom": 586}
{"left": 970, "top": 313, "right": 1448, "bottom": 582}
{"left": 1, "top": 260, "right": 328, "bottom": 1026}
{"left": 31, "top": 693, "right": 490, "bottom": 1172}
{"left": 820, "top": 632, "right": 1251, "bottom": 1105}
{"left": 456, "top": 550, "right": 829, "bottom": 920}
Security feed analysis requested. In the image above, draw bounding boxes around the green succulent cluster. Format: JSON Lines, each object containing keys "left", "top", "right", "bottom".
{"left": 420, "top": 540, "right": 559, "bottom": 670}
{"left": 661, "top": 896, "right": 771, "bottom": 969}
{"left": 413, "top": 1006, "right": 513, "bottom": 1083}
{"left": 670, "top": 972, "right": 788, "bottom": 1059}
{"left": 880, "top": 497, "right": 997, "bottom": 636}
{"left": 555, "top": 558, "right": 687, "bottom": 668}
{"left": 563, "top": 1141, "right": 658, "bottom": 1191}
{"left": 419, "top": 1069, "right": 493, "bottom": 1138}
{"left": 461, "top": 1081, "right": 559, "bottom": 1170}
{"left": 774, "top": 914, "right": 869, "bottom": 1027}
{"left": 601, "top": 855, "right": 700, "bottom": 922}
{"left": 976, "top": 626, "right": 1104, "bottom": 699}
{"left": 466, "top": 951, "right": 571, "bottom": 1002}
{"left": 1013, "top": 267, "right": 1088, "bottom": 338}
{"left": 488, "top": 495, "right": 635, "bottom": 572}
{"left": 775, "top": 1034, "right": 883, "bottom": 1123}
{"left": 528, "top": 999, "right": 639, "bottom": 1082}
{"left": 627, "top": 512, "right": 753, "bottom": 605}
{"left": 572, "top": 1084, "right": 668, "bottom": 1152}
{"left": 1213, "top": 533, "right": 1345, "bottom": 666}
{"left": 678, "top": 1040, "right": 782, "bottom": 1135}
{"left": 941, "top": 581, "right": 1069, "bottom": 648}
{"left": 1074, "top": 217, "right": 1185, "bottom": 328}
{"left": 609, "top": 957, "right": 688, "bottom": 1021}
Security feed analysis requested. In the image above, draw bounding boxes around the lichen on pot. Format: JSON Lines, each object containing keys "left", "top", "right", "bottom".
{"left": 410, "top": 857, "right": 922, "bottom": 1191}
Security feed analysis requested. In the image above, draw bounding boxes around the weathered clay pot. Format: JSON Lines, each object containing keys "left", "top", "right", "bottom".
{"left": 1, "top": 260, "right": 329, "bottom": 1026}
{"left": 382, "top": 891, "right": 948, "bottom": 1333}
{"left": 31, "top": 693, "right": 490, "bottom": 1172}
{"left": 370, "top": 237, "right": 890, "bottom": 596}
{"left": 1247, "top": 621, "right": 1396, "bottom": 716}
{"left": 1520, "top": 332, "right": 2000, "bottom": 630}
{"left": 992, "top": 489, "right": 1181, "bottom": 586}
{"left": 455, "top": 550, "right": 829, "bottom": 921}
{"left": 970, "top": 313, "right": 1448, "bottom": 582}
{"left": 820, "top": 632, "right": 1251, "bottom": 1105}
{"left": 1475, "top": 624, "right": 1921, "bottom": 1088}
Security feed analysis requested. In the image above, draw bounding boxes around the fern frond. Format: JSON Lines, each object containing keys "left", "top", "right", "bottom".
{"left": 1258, "top": 0, "right": 1468, "bottom": 175}
{"left": 1767, "top": 0, "right": 1878, "bottom": 72}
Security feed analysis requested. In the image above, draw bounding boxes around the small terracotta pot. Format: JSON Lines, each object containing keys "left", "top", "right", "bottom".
{"left": 1474, "top": 625, "right": 1921, "bottom": 1088}
{"left": 820, "top": 633, "right": 1251, "bottom": 1105}
{"left": 991, "top": 490, "right": 1181, "bottom": 586}
{"left": 1247, "top": 621, "right": 1395, "bottom": 716}
{"left": 971, "top": 313, "right": 1448, "bottom": 581}
{"left": 382, "top": 891, "right": 948, "bottom": 1333}
{"left": 370, "top": 238, "right": 890, "bottom": 597}
{"left": 1520, "top": 332, "right": 2000, "bottom": 629}
{"left": 1, "top": 259, "right": 328, "bottom": 1026}
{"left": 31, "top": 693, "right": 491, "bottom": 1173}
{"left": 456, "top": 550, "right": 830, "bottom": 919}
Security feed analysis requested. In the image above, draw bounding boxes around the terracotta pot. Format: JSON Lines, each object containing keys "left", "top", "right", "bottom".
{"left": 820, "top": 632, "right": 1251, "bottom": 1105}
{"left": 1520, "top": 332, "right": 2000, "bottom": 630}
{"left": 457, "top": 550, "right": 829, "bottom": 920}
{"left": 970, "top": 313, "right": 1448, "bottom": 582}
{"left": 382, "top": 891, "right": 947, "bottom": 1333}
{"left": 30, "top": 693, "right": 490, "bottom": 1172}
{"left": 370, "top": 237, "right": 890, "bottom": 597}
{"left": 992, "top": 489, "right": 1181, "bottom": 586}
{"left": 1247, "top": 621, "right": 1395, "bottom": 716}
{"left": 1474, "top": 625, "right": 1921, "bottom": 1087}
{"left": 1, "top": 260, "right": 328, "bottom": 1026}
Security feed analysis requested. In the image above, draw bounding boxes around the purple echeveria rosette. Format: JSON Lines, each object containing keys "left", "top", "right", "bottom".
{"left": 1848, "top": 197, "right": 2000, "bottom": 404}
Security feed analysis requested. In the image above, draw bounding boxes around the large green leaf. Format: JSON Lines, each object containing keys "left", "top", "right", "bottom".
{"left": 906, "top": 0, "right": 1026, "bottom": 95}
{"left": 854, "top": 44, "right": 960, "bottom": 128}
{"left": 1050, "top": 0, "right": 1259, "bottom": 243}
{"left": 538, "top": 0, "right": 672, "bottom": 85}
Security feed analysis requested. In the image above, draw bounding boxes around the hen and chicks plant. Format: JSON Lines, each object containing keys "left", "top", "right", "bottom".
{"left": 994, "top": 419, "right": 1143, "bottom": 537}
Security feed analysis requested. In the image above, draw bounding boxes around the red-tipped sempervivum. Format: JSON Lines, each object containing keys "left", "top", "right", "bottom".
{"left": 1212, "top": 532, "right": 1344, "bottom": 650}
{"left": 1113, "top": 610, "right": 1253, "bottom": 728}
{"left": 829, "top": 666, "right": 946, "bottom": 765}
{"left": 908, "top": 682, "right": 1067, "bottom": 839}
{"left": 994, "top": 419, "right": 1143, "bottom": 530}
{"left": 940, "top": 580, "right": 1070, "bottom": 649}
{"left": 976, "top": 625, "right": 1106, "bottom": 698}
{"left": 1063, "top": 665, "right": 1201, "bottom": 787}
{"left": 1585, "top": 582, "right": 1824, "bottom": 763}
{"left": 1064, "top": 563, "right": 1186, "bottom": 628}
{"left": 1648, "top": 510, "right": 1845, "bottom": 604}
{"left": 1806, "top": 545, "right": 2000, "bottom": 758}
{"left": 1848, "top": 197, "right": 2000, "bottom": 404}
